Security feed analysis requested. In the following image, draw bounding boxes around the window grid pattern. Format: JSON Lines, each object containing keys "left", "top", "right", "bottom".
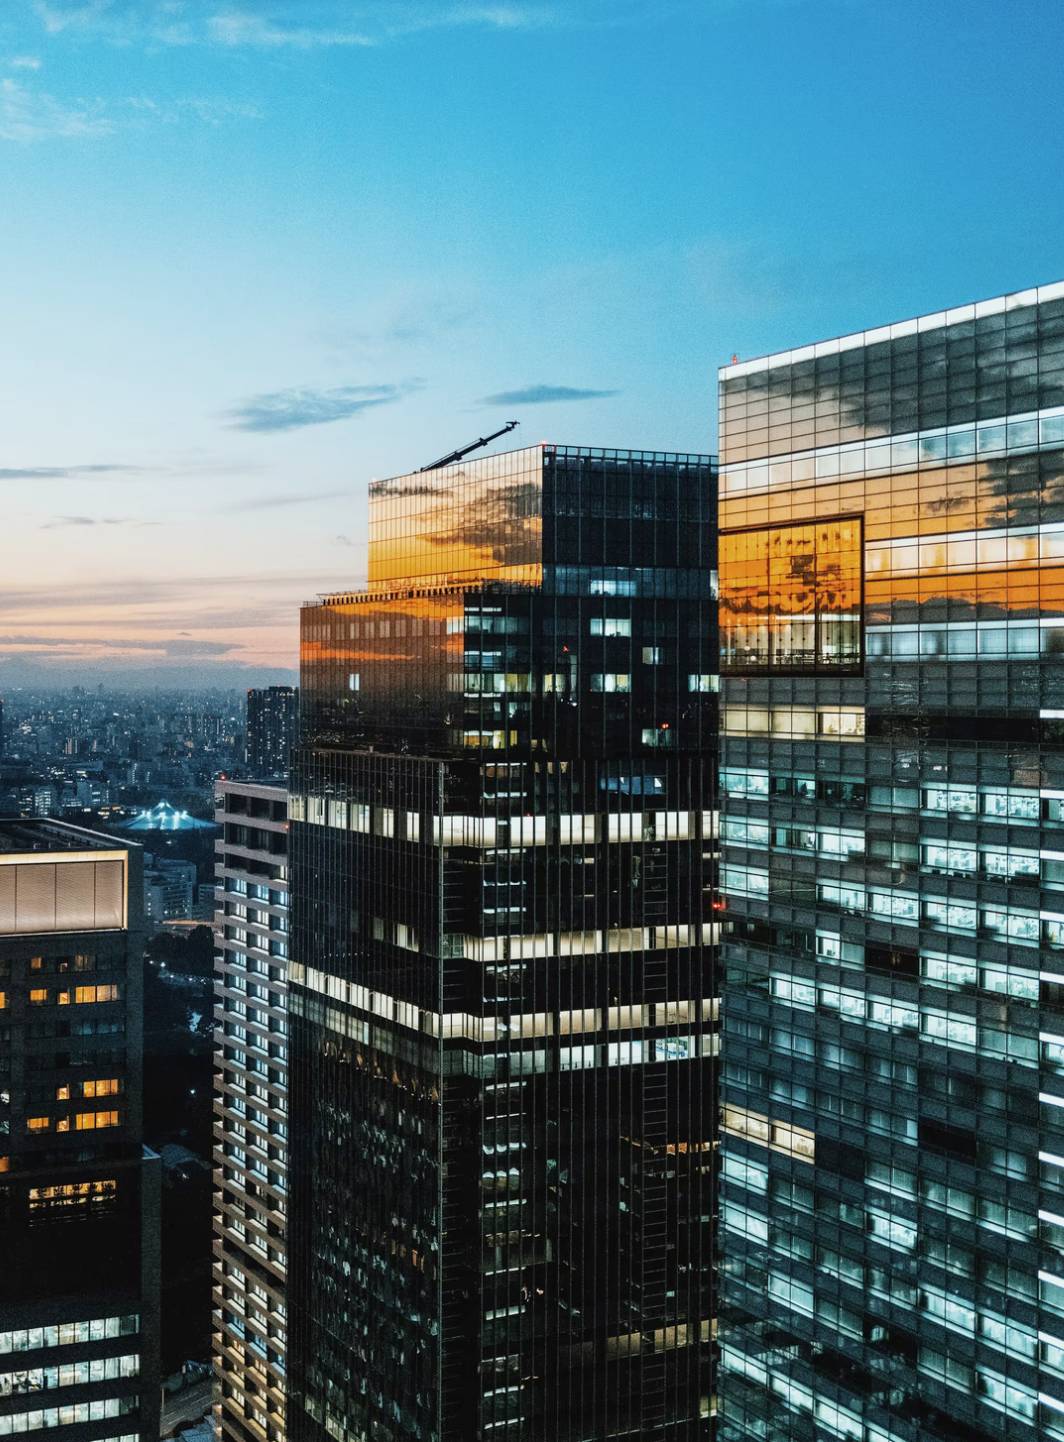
{"left": 212, "top": 780, "right": 288, "bottom": 1442}
{"left": 289, "top": 447, "right": 718, "bottom": 1442}
{"left": 0, "top": 827, "right": 158, "bottom": 1442}
{"left": 717, "top": 286, "right": 1064, "bottom": 1442}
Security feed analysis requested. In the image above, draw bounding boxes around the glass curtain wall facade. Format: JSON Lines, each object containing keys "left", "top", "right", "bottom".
{"left": 212, "top": 781, "right": 289, "bottom": 1442}
{"left": 716, "top": 280, "right": 1064, "bottom": 1442}
{"left": 288, "top": 444, "right": 718, "bottom": 1442}
{"left": 0, "top": 821, "right": 160, "bottom": 1442}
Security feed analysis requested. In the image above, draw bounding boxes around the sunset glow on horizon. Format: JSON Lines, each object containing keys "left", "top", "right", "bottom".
{"left": 3, "top": 0, "right": 1064, "bottom": 682}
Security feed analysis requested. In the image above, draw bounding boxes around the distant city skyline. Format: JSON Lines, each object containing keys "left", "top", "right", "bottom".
{"left": 3, "top": 0, "right": 1064, "bottom": 676}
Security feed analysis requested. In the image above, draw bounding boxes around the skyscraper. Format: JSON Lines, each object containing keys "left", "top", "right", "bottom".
{"left": 246, "top": 688, "right": 299, "bottom": 780}
{"left": 288, "top": 443, "right": 718, "bottom": 1442}
{"left": 716, "top": 280, "right": 1064, "bottom": 1442}
{"left": 0, "top": 820, "right": 160, "bottom": 1441}
{"left": 212, "top": 780, "right": 289, "bottom": 1442}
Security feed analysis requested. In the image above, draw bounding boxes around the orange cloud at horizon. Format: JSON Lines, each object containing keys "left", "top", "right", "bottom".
{"left": 0, "top": 568, "right": 365, "bottom": 674}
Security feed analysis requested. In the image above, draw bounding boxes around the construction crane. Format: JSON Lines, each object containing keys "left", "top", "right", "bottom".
{"left": 418, "top": 420, "right": 519, "bottom": 472}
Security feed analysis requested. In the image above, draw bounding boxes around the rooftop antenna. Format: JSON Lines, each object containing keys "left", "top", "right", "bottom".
{"left": 418, "top": 420, "right": 519, "bottom": 472}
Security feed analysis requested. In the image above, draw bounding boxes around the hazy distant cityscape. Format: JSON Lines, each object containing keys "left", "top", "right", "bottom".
{"left": 1, "top": 685, "right": 288, "bottom": 799}
{"left": 0, "top": 682, "right": 296, "bottom": 918}
{"left": 0, "top": 682, "right": 297, "bottom": 1430}
{"left": 1, "top": 686, "right": 242, "bottom": 812}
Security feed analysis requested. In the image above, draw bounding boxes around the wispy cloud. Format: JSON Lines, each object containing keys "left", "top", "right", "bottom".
{"left": 222, "top": 488, "right": 351, "bottom": 513}
{"left": 39, "top": 514, "right": 158, "bottom": 529}
{"left": 31, "top": 0, "right": 655, "bottom": 51}
{"left": 0, "top": 71, "right": 261, "bottom": 140}
{"left": 34, "top": 0, "right": 365, "bottom": 48}
{"left": 318, "top": 293, "right": 478, "bottom": 360}
{"left": 372, "top": 1, "right": 663, "bottom": 41}
{"left": 9, "top": 56, "right": 43, "bottom": 70}
{"left": 32, "top": 2, "right": 113, "bottom": 36}
{"left": 0, "top": 457, "right": 264, "bottom": 481}
{"left": 0, "top": 75, "right": 111, "bottom": 139}
{"left": 0, "top": 569, "right": 362, "bottom": 649}
{"left": 126, "top": 94, "right": 263, "bottom": 125}
{"left": 0, "top": 566, "right": 358, "bottom": 673}
{"left": 382, "top": 4, "right": 567, "bottom": 37}
{"left": 0, "top": 631, "right": 237, "bottom": 657}
{"left": 480, "top": 383, "right": 620, "bottom": 405}
{"left": 0, "top": 463, "right": 147, "bottom": 480}
{"left": 206, "top": 10, "right": 374, "bottom": 48}
{"left": 160, "top": 637, "right": 238, "bottom": 657}
{"left": 223, "top": 382, "right": 409, "bottom": 433}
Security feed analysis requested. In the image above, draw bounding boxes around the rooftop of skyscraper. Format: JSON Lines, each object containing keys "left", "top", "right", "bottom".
{"left": 317, "top": 442, "right": 716, "bottom": 604}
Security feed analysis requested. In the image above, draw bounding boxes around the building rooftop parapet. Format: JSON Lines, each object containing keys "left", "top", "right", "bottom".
{"left": 309, "top": 577, "right": 545, "bottom": 609}
{"left": 368, "top": 441, "right": 716, "bottom": 487}
{"left": 0, "top": 816, "right": 137, "bottom": 855}
{"left": 720, "top": 277, "right": 1064, "bottom": 378}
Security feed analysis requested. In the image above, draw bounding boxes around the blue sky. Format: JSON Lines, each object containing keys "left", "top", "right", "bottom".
{"left": 1, "top": 0, "right": 1063, "bottom": 680}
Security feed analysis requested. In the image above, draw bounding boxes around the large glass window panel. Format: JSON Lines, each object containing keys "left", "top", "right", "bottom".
{"left": 719, "top": 516, "right": 863, "bottom": 672}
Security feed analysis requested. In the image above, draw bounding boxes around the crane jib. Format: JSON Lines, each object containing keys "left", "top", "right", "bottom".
{"left": 418, "top": 419, "right": 520, "bottom": 471}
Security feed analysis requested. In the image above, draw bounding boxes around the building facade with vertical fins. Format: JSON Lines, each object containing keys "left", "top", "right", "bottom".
{"left": 287, "top": 443, "right": 718, "bottom": 1442}
{"left": 0, "top": 820, "right": 160, "bottom": 1442}
{"left": 716, "top": 280, "right": 1064, "bottom": 1442}
{"left": 212, "top": 780, "right": 289, "bottom": 1442}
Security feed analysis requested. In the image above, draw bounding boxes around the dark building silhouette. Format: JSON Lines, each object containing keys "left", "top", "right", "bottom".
{"left": 0, "top": 820, "right": 160, "bottom": 1441}
{"left": 287, "top": 444, "right": 718, "bottom": 1441}
{"left": 212, "top": 779, "right": 289, "bottom": 1442}
{"left": 716, "top": 279, "right": 1064, "bottom": 1442}
{"left": 245, "top": 687, "right": 299, "bottom": 780}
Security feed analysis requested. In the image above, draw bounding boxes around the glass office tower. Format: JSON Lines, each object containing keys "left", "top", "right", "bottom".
{"left": 287, "top": 443, "right": 717, "bottom": 1442}
{"left": 0, "top": 820, "right": 160, "bottom": 1442}
{"left": 716, "top": 280, "right": 1064, "bottom": 1442}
